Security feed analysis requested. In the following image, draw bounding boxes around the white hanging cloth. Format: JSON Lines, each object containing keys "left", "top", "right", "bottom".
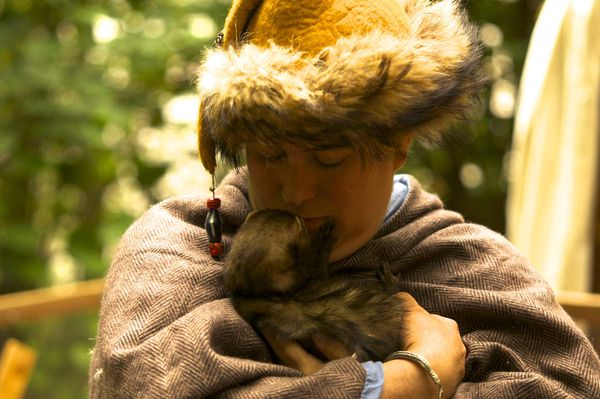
{"left": 506, "top": 0, "right": 600, "bottom": 291}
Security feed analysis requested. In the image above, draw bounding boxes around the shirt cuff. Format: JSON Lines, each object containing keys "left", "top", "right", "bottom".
{"left": 360, "top": 361, "right": 384, "bottom": 399}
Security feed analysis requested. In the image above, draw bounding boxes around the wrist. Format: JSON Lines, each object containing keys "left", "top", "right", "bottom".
{"left": 380, "top": 358, "right": 440, "bottom": 399}
{"left": 385, "top": 351, "right": 443, "bottom": 399}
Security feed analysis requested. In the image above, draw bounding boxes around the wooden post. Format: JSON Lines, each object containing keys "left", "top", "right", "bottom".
{"left": 594, "top": 137, "right": 600, "bottom": 293}
{"left": 0, "top": 339, "right": 37, "bottom": 399}
{"left": 591, "top": 123, "right": 600, "bottom": 354}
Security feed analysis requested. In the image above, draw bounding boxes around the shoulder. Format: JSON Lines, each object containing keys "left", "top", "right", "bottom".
{"left": 384, "top": 174, "right": 516, "bottom": 253}
{"left": 376, "top": 175, "right": 541, "bottom": 286}
{"left": 377, "top": 175, "right": 464, "bottom": 246}
{"left": 112, "top": 168, "right": 252, "bottom": 265}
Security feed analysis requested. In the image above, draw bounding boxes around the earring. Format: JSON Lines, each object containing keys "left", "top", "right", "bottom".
{"left": 205, "top": 174, "right": 223, "bottom": 257}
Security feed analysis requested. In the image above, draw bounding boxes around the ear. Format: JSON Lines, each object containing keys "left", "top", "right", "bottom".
{"left": 392, "top": 133, "right": 413, "bottom": 170}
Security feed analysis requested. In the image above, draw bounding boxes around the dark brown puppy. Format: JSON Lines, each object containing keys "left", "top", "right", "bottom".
{"left": 223, "top": 209, "right": 406, "bottom": 362}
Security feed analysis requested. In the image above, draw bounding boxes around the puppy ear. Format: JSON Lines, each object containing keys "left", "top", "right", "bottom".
{"left": 243, "top": 210, "right": 259, "bottom": 222}
{"left": 308, "top": 218, "right": 337, "bottom": 267}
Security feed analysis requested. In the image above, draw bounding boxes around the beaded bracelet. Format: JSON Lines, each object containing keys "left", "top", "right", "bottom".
{"left": 384, "top": 351, "right": 444, "bottom": 399}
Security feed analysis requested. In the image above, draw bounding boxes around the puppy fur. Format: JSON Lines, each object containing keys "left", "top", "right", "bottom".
{"left": 223, "top": 209, "right": 406, "bottom": 362}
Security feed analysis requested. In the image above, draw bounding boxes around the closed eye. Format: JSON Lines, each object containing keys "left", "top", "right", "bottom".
{"left": 313, "top": 148, "right": 353, "bottom": 169}
{"left": 315, "top": 158, "right": 347, "bottom": 168}
{"left": 262, "top": 152, "right": 285, "bottom": 162}
{"left": 257, "top": 148, "right": 285, "bottom": 163}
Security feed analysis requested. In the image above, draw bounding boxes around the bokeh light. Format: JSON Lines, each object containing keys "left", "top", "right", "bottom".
{"left": 460, "top": 163, "right": 485, "bottom": 190}
{"left": 490, "top": 79, "right": 517, "bottom": 119}
{"left": 93, "top": 15, "right": 120, "bottom": 43}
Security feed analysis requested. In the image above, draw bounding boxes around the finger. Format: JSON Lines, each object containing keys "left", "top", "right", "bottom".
{"left": 313, "top": 333, "right": 353, "bottom": 360}
{"left": 260, "top": 327, "right": 296, "bottom": 360}
{"left": 261, "top": 328, "right": 324, "bottom": 374}
{"left": 394, "top": 292, "right": 425, "bottom": 310}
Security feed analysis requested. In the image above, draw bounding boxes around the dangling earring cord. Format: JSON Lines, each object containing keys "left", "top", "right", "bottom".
{"left": 210, "top": 174, "right": 216, "bottom": 198}
{"left": 205, "top": 173, "right": 223, "bottom": 257}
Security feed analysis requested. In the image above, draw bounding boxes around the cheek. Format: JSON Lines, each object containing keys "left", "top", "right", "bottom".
{"left": 334, "top": 184, "right": 378, "bottom": 232}
{"left": 246, "top": 156, "right": 280, "bottom": 209}
{"left": 330, "top": 164, "right": 395, "bottom": 246}
{"left": 333, "top": 165, "right": 392, "bottom": 215}
{"left": 324, "top": 177, "right": 360, "bottom": 227}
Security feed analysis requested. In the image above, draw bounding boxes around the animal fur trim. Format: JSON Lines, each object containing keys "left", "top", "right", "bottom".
{"left": 196, "top": 0, "right": 485, "bottom": 169}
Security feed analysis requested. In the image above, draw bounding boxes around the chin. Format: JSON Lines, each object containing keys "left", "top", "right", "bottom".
{"left": 329, "top": 243, "right": 352, "bottom": 263}
{"left": 329, "top": 233, "right": 373, "bottom": 262}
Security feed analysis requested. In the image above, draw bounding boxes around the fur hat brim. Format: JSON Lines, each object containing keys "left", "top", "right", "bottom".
{"left": 197, "top": 0, "right": 486, "bottom": 172}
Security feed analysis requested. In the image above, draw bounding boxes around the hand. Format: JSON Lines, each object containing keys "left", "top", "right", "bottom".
{"left": 260, "top": 328, "right": 353, "bottom": 375}
{"left": 382, "top": 292, "right": 465, "bottom": 399}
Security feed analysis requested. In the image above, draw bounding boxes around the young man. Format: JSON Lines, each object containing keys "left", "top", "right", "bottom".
{"left": 90, "top": 0, "right": 600, "bottom": 397}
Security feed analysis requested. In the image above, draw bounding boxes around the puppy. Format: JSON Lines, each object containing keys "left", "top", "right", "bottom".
{"left": 223, "top": 209, "right": 406, "bottom": 362}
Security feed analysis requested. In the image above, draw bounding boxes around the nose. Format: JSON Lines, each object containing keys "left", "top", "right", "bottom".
{"left": 281, "top": 161, "right": 318, "bottom": 208}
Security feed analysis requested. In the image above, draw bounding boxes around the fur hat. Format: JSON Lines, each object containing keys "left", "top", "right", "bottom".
{"left": 196, "top": 0, "right": 485, "bottom": 174}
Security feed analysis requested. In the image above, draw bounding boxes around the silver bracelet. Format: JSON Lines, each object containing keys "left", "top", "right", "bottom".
{"left": 384, "top": 350, "right": 444, "bottom": 399}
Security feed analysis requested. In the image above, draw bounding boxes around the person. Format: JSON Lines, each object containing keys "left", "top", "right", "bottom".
{"left": 89, "top": 0, "right": 600, "bottom": 398}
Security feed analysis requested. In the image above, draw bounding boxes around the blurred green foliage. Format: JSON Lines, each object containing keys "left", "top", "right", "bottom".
{"left": 404, "top": 0, "right": 541, "bottom": 232}
{"left": 0, "top": 0, "right": 541, "bottom": 397}
{"left": 1, "top": 0, "right": 229, "bottom": 396}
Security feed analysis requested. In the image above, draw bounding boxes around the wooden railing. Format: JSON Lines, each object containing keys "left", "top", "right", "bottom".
{"left": 1, "top": 279, "right": 600, "bottom": 327}
{"left": 0, "top": 280, "right": 598, "bottom": 399}
{"left": 0, "top": 279, "right": 104, "bottom": 327}
{"left": 556, "top": 290, "right": 600, "bottom": 325}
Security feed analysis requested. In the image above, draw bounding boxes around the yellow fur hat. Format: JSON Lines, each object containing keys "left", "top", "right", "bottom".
{"left": 196, "top": 0, "right": 485, "bottom": 174}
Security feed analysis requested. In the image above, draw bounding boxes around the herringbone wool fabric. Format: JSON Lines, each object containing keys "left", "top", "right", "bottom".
{"left": 89, "top": 169, "right": 600, "bottom": 398}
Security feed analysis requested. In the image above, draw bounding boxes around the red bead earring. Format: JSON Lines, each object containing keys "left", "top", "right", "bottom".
{"left": 205, "top": 174, "right": 223, "bottom": 257}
